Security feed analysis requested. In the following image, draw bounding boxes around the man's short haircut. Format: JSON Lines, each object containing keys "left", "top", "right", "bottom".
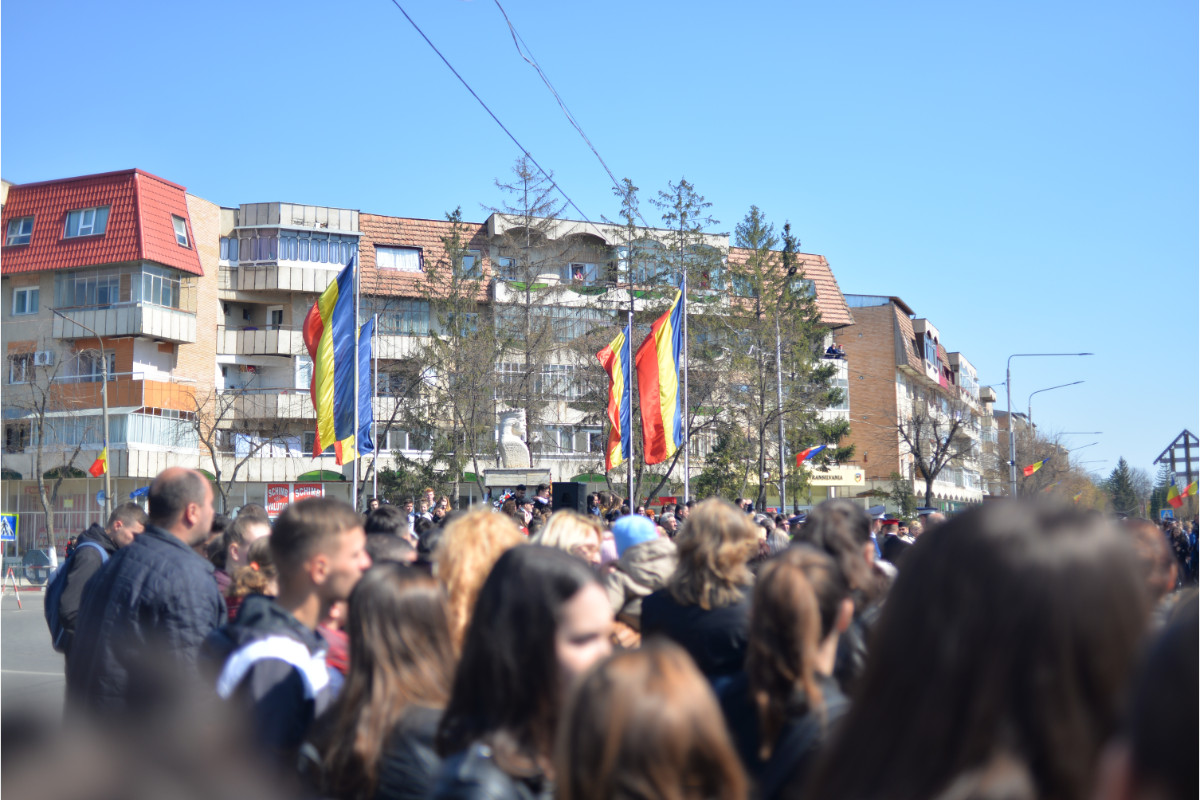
{"left": 537, "top": 483, "right": 549, "bottom": 494}
{"left": 658, "top": 512, "right": 677, "bottom": 526}
{"left": 107, "top": 502, "right": 147, "bottom": 531}
{"left": 148, "top": 469, "right": 209, "bottom": 527}
{"left": 236, "top": 503, "right": 270, "bottom": 523}
{"left": 364, "top": 504, "right": 409, "bottom": 536}
{"left": 225, "top": 512, "right": 270, "bottom": 548}
{"left": 270, "top": 497, "right": 362, "bottom": 572}
{"left": 365, "top": 533, "right": 415, "bottom": 565}
{"left": 674, "top": 503, "right": 686, "bottom": 516}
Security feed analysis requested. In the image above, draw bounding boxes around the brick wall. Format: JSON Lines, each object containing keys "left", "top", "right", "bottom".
{"left": 833, "top": 303, "right": 903, "bottom": 482}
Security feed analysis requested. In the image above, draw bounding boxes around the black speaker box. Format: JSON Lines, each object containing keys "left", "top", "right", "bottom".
{"left": 551, "top": 482, "right": 587, "bottom": 513}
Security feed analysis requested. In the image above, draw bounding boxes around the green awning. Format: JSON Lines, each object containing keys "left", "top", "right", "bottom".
{"left": 571, "top": 473, "right": 608, "bottom": 483}
{"left": 44, "top": 466, "right": 87, "bottom": 479}
{"left": 461, "top": 472, "right": 478, "bottom": 482}
{"left": 0, "top": 468, "right": 22, "bottom": 480}
{"left": 197, "top": 469, "right": 217, "bottom": 481}
{"left": 297, "top": 470, "right": 346, "bottom": 482}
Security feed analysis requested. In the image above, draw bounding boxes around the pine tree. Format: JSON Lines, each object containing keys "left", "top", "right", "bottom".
{"left": 1105, "top": 457, "right": 1139, "bottom": 515}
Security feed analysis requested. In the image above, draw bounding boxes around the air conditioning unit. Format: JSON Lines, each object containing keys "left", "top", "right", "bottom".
{"left": 33, "top": 350, "right": 55, "bottom": 366}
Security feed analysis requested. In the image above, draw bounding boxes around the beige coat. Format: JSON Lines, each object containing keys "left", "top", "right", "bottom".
{"left": 604, "top": 537, "right": 678, "bottom": 630}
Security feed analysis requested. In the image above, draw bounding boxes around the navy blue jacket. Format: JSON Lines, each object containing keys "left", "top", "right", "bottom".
{"left": 57, "top": 523, "right": 118, "bottom": 655}
{"left": 65, "top": 524, "right": 226, "bottom": 715}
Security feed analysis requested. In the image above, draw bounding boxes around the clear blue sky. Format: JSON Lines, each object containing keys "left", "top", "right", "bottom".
{"left": 4, "top": 1, "right": 1196, "bottom": 481}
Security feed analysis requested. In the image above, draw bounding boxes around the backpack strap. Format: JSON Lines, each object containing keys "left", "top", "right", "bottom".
{"left": 75, "top": 541, "right": 109, "bottom": 563}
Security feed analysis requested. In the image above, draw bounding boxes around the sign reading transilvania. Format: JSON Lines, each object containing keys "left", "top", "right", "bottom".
{"left": 802, "top": 466, "right": 866, "bottom": 486}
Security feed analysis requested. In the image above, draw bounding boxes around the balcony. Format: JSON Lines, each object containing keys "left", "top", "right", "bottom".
{"left": 49, "top": 371, "right": 197, "bottom": 413}
{"left": 217, "top": 326, "right": 305, "bottom": 357}
{"left": 218, "top": 388, "right": 314, "bottom": 420}
{"left": 219, "top": 264, "right": 342, "bottom": 294}
{"left": 52, "top": 304, "right": 197, "bottom": 344}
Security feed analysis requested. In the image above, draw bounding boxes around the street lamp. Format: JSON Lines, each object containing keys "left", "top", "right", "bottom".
{"left": 1027, "top": 381, "right": 1084, "bottom": 432}
{"left": 1006, "top": 353, "right": 1093, "bottom": 497}
{"left": 50, "top": 309, "right": 112, "bottom": 518}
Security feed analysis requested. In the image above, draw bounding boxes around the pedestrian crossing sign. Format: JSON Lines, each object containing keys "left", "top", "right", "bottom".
{"left": 0, "top": 514, "right": 17, "bottom": 542}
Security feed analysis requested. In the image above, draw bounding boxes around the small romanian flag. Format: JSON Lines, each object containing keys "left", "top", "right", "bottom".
{"left": 88, "top": 447, "right": 107, "bottom": 478}
{"left": 796, "top": 445, "right": 828, "bottom": 466}
{"left": 1022, "top": 459, "right": 1045, "bottom": 477}
{"left": 1072, "top": 492, "right": 1083, "bottom": 503}
{"left": 1167, "top": 476, "right": 1185, "bottom": 509}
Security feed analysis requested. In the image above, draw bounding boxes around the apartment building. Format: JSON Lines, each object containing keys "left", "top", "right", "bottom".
{"left": 3, "top": 168, "right": 856, "bottom": 547}
{"left": 1, "top": 170, "right": 221, "bottom": 546}
{"left": 832, "top": 295, "right": 987, "bottom": 512}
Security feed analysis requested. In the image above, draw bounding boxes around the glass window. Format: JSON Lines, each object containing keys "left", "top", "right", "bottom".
{"left": 172, "top": 216, "right": 189, "bottom": 247}
{"left": 377, "top": 246, "right": 423, "bottom": 272}
{"left": 64, "top": 207, "right": 110, "bottom": 238}
{"left": 8, "top": 354, "right": 34, "bottom": 384}
{"left": 566, "top": 262, "right": 598, "bottom": 283}
{"left": 297, "top": 238, "right": 309, "bottom": 261}
{"left": 496, "top": 257, "right": 518, "bottom": 280}
{"left": 459, "top": 251, "right": 482, "bottom": 278}
{"left": 5, "top": 216, "right": 34, "bottom": 246}
{"left": 12, "top": 287, "right": 39, "bottom": 315}
{"left": 373, "top": 300, "right": 430, "bottom": 336}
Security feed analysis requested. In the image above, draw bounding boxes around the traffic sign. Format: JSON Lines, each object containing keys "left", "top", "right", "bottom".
{"left": 1, "top": 514, "right": 17, "bottom": 542}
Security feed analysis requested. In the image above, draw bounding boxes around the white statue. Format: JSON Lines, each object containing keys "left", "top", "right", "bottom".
{"left": 498, "top": 409, "right": 531, "bottom": 469}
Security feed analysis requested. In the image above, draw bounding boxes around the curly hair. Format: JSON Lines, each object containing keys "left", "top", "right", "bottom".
{"left": 667, "top": 498, "right": 759, "bottom": 610}
{"left": 435, "top": 509, "right": 524, "bottom": 646}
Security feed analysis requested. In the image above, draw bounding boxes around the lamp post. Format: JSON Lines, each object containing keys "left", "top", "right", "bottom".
{"left": 1007, "top": 353, "right": 1093, "bottom": 497}
{"left": 1026, "top": 380, "right": 1084, "bottom": 432}
{"left": 51, "top": 309, "right": 112, "bottom": 518}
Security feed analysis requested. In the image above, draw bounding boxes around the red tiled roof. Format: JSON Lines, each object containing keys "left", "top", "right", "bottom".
{"left": 726, "top": 247, "right": 854, "bottom": 327}
{"left": 359, "top": 213, "right": 491, "bottom": 301}
{"left": 1, "top": 169, "right": 203, "bottom": 276}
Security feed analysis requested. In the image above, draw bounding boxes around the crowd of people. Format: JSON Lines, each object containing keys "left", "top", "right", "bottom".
{"left": 9, "top": 466, "right": 1196, "bottom": 800}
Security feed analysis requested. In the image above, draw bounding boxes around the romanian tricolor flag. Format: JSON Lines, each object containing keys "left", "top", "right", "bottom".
{"left": 1022, "top": 459, "right": 1045, "bottom": 477}
{"left": 1072, "top": 492, "right": 1083, "bottom": 504}
{"left": 635, "top": 281, "right": 685, "bottom": 465}
{"left": 88, "top": 447, "right": 107, "bottom": 478}
{"left": 1167, "top": 476, "right": 1184, "bottom": 509}
{"left": 597, "top": 324, "right": 632, "bottom": 471}
{"left": 796, "top": 445, "right": 827, "bottom": 466}
{"left": 303, "top": 257, "right": 361, "bottom": 465}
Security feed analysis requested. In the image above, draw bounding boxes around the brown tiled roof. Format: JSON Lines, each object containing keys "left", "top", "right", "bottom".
{"left": 1, "top": 169, "right": 203, "bottom": 276}
{"left": 726, "top": 247, "right": 853, "bottom": 327}
{"left": 894, "top": 304, "right": 923, "bottom": 371}
{"left": 358, "top": 213, "right": 490, "bottom": 301}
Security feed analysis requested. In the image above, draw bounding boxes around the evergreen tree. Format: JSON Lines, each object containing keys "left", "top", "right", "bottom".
{"left": 1105, "top": 457, "right": 1139, "bottom": 515}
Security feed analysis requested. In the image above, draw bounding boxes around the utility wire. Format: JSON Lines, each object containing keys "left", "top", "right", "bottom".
{"left": 386, "top": 0, "right": 602, "bottom": 230}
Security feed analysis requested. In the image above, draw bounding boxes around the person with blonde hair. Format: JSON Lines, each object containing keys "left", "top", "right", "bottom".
{"left": 435, "top": 509, "right": 524, "bottom": 647}
{"left": 530, "top": 510, "right": 603, "bottom": 566}
{"left": 556, "top": 641, "right": 747, "bottom": 800}
{"left": 641, "top": 498, "right": 759, "bottom": 687}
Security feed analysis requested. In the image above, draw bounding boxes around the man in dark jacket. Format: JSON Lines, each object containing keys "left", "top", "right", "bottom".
{"left": 66, "top": 467, "right": 224, "bottom": 716}
{"left": 57, "top": 503, "right": 146, "bottom": 658}
{"left": 204, "top": 497, "right": 369, "bottom": 766}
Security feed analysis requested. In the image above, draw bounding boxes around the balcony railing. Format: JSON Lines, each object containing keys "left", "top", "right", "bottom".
{"left": 47, "top": 371, "right": 197, "bottom": 413}
{"left": 52, "top": 305, "right": 197, "bottom": 344}
{"left": 219, "top": 264, "right": 342, "bottom": 294}
{"left": 217, "top": 326, "right": 305, "bottom": 357}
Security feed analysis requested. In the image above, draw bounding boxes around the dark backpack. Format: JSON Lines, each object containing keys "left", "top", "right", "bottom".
{"left": 44, "top": 541, "right": 108, "bottom": 653}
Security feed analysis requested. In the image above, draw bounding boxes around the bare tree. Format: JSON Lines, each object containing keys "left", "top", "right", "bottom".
{"left": 896, "top": 390, "right": 976, "bottom": 507}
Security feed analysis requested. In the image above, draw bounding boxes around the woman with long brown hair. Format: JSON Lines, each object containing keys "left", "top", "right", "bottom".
{"left": 641, "top": 499, "right": 759, "bottom": 688}
{"left": 721, "top": 546, "right": 853, "bottom": 799}
{"left": 318, "top": 564, "right": 458, "bottom": 800}
{"left": 556, "top": 641, "right": 747, "bottom": 800}
{"left": 805, "top": 501, "right": 1152, "bottom": 800}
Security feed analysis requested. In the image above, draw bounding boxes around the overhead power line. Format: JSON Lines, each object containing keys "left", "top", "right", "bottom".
{"left": 386, "top": 0, "right": 603, "bottom": 231}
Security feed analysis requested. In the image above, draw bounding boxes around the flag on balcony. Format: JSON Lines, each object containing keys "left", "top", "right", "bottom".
{"left": 1072, "top": 492, "right": 1083, "bottom": 503}
{"left": 597, "top": 323, "right": 632, "bottom": 471}
{"left": 357, "top": 316, "right": 375, "bottom": 455}
{"left": 796, "top": 444, "right": 827, "bottom": 466}
{"left": 1022, "top": 459, "right": 1045, "bottom": 477}
{"left": 303, "top": 257, "right": 361, "bottom": 465}
{"left": 88, "top": 447, "right": 107, "bottom": 478}
{"left": 635, "top": 280, "right": 685, "bottom": 465}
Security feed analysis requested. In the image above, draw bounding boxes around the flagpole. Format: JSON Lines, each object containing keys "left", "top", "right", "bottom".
{"left": 627, "top": 266, "right": 635, "bottom": 510}
{"left": 352, "top": 255, "right": 360, "bottom": 511}
{"left": 681, "top": 270, "right": 690, "bottom": 505}
{"left": 372, "top": 312, "right": 379, "bottom": 500}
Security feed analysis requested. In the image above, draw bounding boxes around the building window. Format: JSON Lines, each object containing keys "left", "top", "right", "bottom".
{"left": 5, "top": 422, "right": 31, "bottom": 454}
{"left": 459, "top": 251, "right": 482, "bottom": 278}
{"left": 267, "top": 306, "right": 284, "bottom": 330}
{"left": 566, "top": 262, "right": 598, "bottom": 284}
{"left": 8, "top": 354, "right": 34, "bottom": 384}
{"left": 172, "top": 216, "right": 190, "bottom": 247}
{"left": 924, "top": 335, "right": 939, "bottom": 365}
{"left": 219, "top": 236, "right": 240, "bottom": 262}
{"left": 372, "top": 299, "right": 430, "bottom": 336}
{"left": 377, "top": 246, "right": 422, "bottom": 272}
{"left": 64, "top": 206, "right": 110, "bottom": 238}
{"left": 77, "top": 351, "right": 117, "bottom": 382}
{"left": 789, "top": 277, "right": 816, "bottom": 297}
{"left": 5, "top": 216, "right": 34, "bottom": 246}
{"left": 12, "top": 287, "right": 39, "bottom": 316}
{"left": 141, "top": 266, "right": 181, "bottom": 309}
{"left": 496, "top": 257, "right": 518, "bottom": 280}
